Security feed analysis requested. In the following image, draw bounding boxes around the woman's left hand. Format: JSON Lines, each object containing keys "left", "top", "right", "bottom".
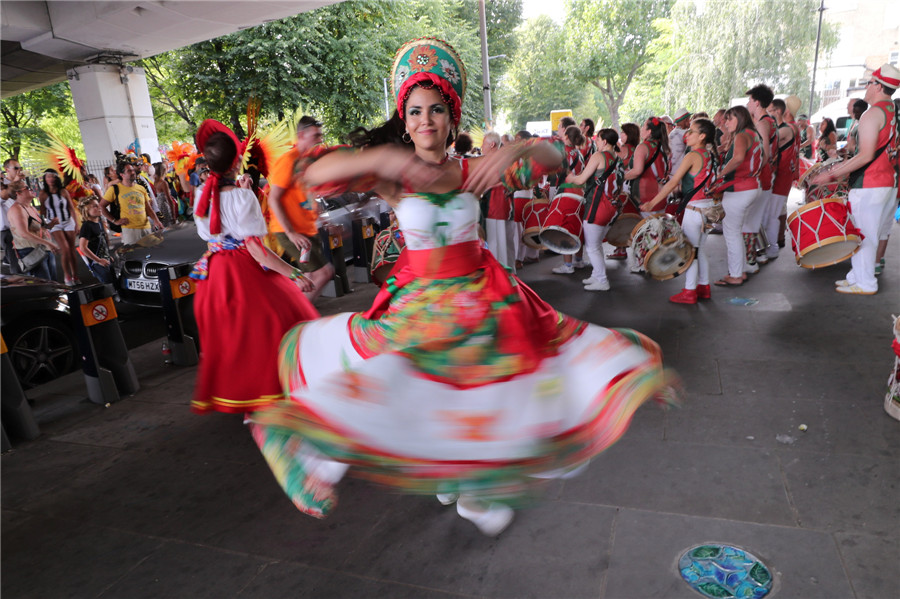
{"left": 464, "top": 144, "right": 530, "bottom": 197}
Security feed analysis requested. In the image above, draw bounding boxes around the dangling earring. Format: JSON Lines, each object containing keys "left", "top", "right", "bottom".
{"left": 402, "top": 131, "right": 411, "bottom": 143}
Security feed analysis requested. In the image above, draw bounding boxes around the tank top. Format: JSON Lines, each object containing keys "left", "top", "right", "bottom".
{"left": 44, "top": 190, "right": 71, "bottom": 223}
{"left": 681, "top": 148, "right": 714, "bottom": 202}
{"left": 849, "top": 99, "right": 899, "bottom": 190}
{"left": 773, "top": 122, "right": 798, "bottom": 196}
{"left": 723, "top": 129, "right": 762, "bottom": 192}
{"left": 631, "top": 140, "right": 668, "bottom": 201}
{"left": 10, "top": 203, "right": 44, "bottom": 249}
{"left": 758, "top": 114, "right": 777, "bottom": 190}
{"left": 799, "top": 127, "right": 812, "bottom": 159}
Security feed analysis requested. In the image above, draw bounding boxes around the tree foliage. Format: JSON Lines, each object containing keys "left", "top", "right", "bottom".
{"left": 664, "top": 0, "right": 840, "bottom": 114}
{"left": 563, "top": 0, "right": 674, "bottom": 128}
{"left": 0, "top": 82, "right": 74, "bottom": 162}
{"left": 496, "top": 16, "right": 589, "bottom": 131}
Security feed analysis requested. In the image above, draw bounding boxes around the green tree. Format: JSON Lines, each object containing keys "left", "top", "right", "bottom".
{"left": 0, "top": 82, "right": 73, "bottom": 161}
{"left": 497, "top": 15, "right": 589, "bottom": 131}
{"left": 664, "top": 0, "right": 839, "bottom": 114}
{"left": 564, "top": 0, "right": 674, "bottom": 129}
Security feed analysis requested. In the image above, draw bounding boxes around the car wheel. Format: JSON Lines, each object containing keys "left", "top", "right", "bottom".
{"left": 6, "top": 316, "right": 79, "bottom": 389}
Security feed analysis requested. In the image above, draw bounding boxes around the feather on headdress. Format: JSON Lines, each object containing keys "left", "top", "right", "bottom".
{"left": 35, "top": 131, "right": 85, "bottom": 183}
{"left": 166, "top": 141, "right": 198, "bottom": 177}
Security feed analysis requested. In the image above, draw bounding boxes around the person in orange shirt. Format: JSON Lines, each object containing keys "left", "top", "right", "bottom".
{"left": 267, "top": 116, "right": 334, "bottom": 301}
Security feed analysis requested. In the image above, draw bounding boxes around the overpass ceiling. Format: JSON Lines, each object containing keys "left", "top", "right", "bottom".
{"left": 1, "top": 1, "right": 339, "bottom": 98}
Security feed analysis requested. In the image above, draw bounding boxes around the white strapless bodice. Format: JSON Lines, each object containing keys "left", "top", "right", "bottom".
{"left": 394, "top": 192, "right": 480, "bottom": 250}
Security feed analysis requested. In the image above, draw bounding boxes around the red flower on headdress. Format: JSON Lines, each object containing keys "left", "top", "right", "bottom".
{"left": 408, "top": 45, "right": 439, "bottom": 73}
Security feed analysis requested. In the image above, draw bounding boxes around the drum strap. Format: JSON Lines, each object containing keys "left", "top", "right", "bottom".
{"left": 675, "top": 170, "right": 714, "bottom": 214}
{"left": 586, "top": 160, "right": 618, "bottom": 223}
{"left": 629, "top": 144, "right": 663, "bottom": 206}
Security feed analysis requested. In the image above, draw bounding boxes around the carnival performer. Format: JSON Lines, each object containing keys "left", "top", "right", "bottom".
{"left": 550, "top": 125, "right": 588, "bottom": 275}
{"left": 812, "top": 63, "right": 899, "bottom": 295}
{"left": 39, "top": 169, "right": 78, "bottom": 285}
{"left": 247, "top": 38, "right": 674, "bottom": 536}
{"left": 512, "top": 129, "right": 539, "bottom": 268}
{"left": 765, "top": 97, "right": 799, "bottom": 261}
{"left": 189, "top": 119, "right": 319, "bottom": 414}
{"left": 566, "top": 128, "right": 621, "bottom": 291}
{"left": 817, "top": 118, "right": 837, "bottom": 162}
{"left": 742, "top": 84, "right": 776, "bottom": 272}
{"left": 797, "top": 114, "right": 815, "bottom": 161}
{"left": 641, "top": 118, "right": 719, "bottom": 304}
{"left": 713, "top": 106, "right": 762, "bottom": 287}
{"left": 481, "top": 131, "right": 517, "bottom": 273}
{"left": 624, "top": 117, "right": 670, "bottom": 214}
{"left": 608, "top": 123, "right": 641, "bottom": 260}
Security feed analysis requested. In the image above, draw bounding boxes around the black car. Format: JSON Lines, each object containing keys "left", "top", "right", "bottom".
{"left": 111, "top": 222, "right": 208, "bottom": 308}
{"left": 1, "top": 274, "right": 80, "bottom": 388}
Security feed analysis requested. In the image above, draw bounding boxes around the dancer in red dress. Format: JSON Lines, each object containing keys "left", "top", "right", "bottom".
{"left": 190, "top": 120, "right": 319, "bottom": 414}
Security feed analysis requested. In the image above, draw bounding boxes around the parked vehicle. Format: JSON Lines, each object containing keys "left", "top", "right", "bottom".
{"left": 1, "top": 274, "right": 79, "bottom": 388}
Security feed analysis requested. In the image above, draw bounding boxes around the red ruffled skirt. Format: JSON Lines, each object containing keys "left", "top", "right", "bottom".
{"left": 192, "top": 247, "right": 319, "bottom": 414}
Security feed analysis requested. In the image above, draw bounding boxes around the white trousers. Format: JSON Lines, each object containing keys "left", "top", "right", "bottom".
{"left": 121, "top": 227, "right": 152, "bottom": 245}
{"left": 583, "top": 222, "right": 610, "bottom": 284}
{"left": 682, "top": 200, "right": 713, "bottom": 289}
{"left": 742, "top": 188, "right": 768, "bottom": 233}
{"left": 764, "top": 193, "right": 788, "bottom": 258}
{"left": 723, "top": 188, "right": 759, "bottom": 278}
{"left": 486, "top": 218, "right": 518, "bottom": 273}
{"left": 515, "top": 222, "right": 539, "bottom": 261}
{"left": 846, "top": 187, "right": 896, "bottom": 292}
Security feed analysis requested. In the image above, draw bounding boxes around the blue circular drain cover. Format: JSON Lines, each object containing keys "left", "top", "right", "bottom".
{"left": 679, "top": 544, "right": 773, "bottom": 598}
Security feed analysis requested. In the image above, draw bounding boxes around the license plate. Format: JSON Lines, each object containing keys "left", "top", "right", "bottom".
{"left": 126, "top": 278, "right": 160, "bottom": 292}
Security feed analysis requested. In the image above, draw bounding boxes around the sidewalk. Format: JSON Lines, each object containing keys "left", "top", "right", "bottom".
{"left": 3, "top": 206, "right": 898, "bottom": 598}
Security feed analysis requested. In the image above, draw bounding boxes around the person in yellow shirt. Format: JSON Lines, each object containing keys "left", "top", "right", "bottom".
{"left": 100, "top": 161, "right": 162, "bottom": 245}
{"left": 266, "top": 116, "right": 334, "bottom": 300}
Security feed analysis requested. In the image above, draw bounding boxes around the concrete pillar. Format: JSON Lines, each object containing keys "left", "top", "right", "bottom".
{"left": 65, "top": 64, "right": 161, "bottom": 168}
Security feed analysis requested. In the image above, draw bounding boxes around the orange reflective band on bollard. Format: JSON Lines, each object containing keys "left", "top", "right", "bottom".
{"left": 170, "top": 276, "right": 196, "bottom": 299}
{"left": 363, "top": 223, "right": 375, "bottom": 239}
{"left": 1, "top": 333, "right": 7, "bottom": 354}
{"left": 80, "top": 297, "right": 117, "bottom": 327}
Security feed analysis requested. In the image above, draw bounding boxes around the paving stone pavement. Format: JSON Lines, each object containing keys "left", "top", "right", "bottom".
{"left": 3, "top": 197, "right": 898, "bottom": 598}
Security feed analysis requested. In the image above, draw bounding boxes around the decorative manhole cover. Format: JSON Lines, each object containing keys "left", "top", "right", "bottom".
{"left": 678, "top": 544, "right": 773, "bottom": 598}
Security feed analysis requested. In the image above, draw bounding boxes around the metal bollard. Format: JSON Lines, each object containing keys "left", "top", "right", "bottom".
{"left": 157, "top": 264, "right": 199, "bottom": 366}
{"left": 1, "top": 333, "right": 40, "bottom": 449}
{"left": 67, "top": 284, "right": 139, "bottom": 404}
{"left": 349, "top": 216, "right": 376, "bottom": 283}
{"left": 319, "top": 224, "right": 349, "bottom": 297}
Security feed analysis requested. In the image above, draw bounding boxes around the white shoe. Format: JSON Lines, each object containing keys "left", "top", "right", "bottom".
{"left": 834, "top": 279, "right": 851, "bottom": 287}
{"left": 835, "top": 284, "right": 876, "bottom": 295}
{"left": 584, "top": 279, "right": 610, "bottom": 291}
{"left": 744, "top": 262, "right": 759, "bottom": 274}
{"left": 757, "top": 254, "right": 768, "bottom": 264}
{"left": 552, "top": 263, "right": 574, "bottom": 274}
{"left": 436, "top": 493, "right": 459, "bottom": 505}
{"left": 456, "top": 496, "right": 514, "bottom": 536}
{"left": 582, "top": 277, "right": 597, "bottom": 285}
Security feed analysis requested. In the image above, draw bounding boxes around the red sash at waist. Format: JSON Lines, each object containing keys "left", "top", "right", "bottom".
{"left": 406, "top": 240, "right": 484, "bottom": 278}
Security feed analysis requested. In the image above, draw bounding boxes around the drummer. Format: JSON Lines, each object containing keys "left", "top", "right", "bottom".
{"left": 624, "top": 117, "right": 670, "bottom": 216}
{"left": 812, "top": 63, "right": 899, "bottom": 295}
{"left": 763, "top": 97, "right": 798, "bottom": 262}
{"left": 550, "top": 125, "right": 588, "bottom": 275}
{"left": 844, "top": 99, "right": 869, "bottom": 158}
{"left": 566, "top": 128, "right": 621, "bottom": 291}
{"left": 640, "top": 118, "right": 718, "bottom": 304}
{"left": 608, "top": 123, "right": 641, "bottom": 260}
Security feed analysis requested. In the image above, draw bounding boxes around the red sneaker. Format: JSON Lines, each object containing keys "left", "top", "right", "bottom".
{"left": 696, "top": 284, "right": 711, "bottom": 299}
{"left": 669, "top": 288, "right": 698, "bottom": 304}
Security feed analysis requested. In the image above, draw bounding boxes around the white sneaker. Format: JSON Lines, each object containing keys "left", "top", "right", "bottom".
{"left": 834, "top": 279, "right": 851, "bottom": 287}
{"left": 744, "top": 262, "right": 760, "bottom": 274}
{"left": 584, "top": 279, "right": 610, "bottom": 291}
{"left": 582, "top": 277, "right": 597, "bottom": 285}
{"left": 456, "top": 496, "right": 514, "bottom": 536}
{"left": 757, "top": 254, "right": 769, "bottom": 264}
{"left": 436, "top": 493, "right": 459, "bottom": 505}
{"left": 835, "top": 284, "right": 876, "bottom": 295}
{"left": 552, "top": 263, "right": 574, "bottom": 274}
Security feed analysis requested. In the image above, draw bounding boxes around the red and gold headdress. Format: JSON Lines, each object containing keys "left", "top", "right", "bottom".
{"left": 35, "top": 131, "right": 85, "bottom": 183}
{"left": 194, "top": 119, "right": 248, "bottom": 235}
{"left": 391, "top": 37, "right": 467, "bottom": 125}
{"left": 240, "top": 97, "right": 292, "bottom": 178}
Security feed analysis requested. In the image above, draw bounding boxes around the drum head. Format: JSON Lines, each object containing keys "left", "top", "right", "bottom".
{"left": 540, "top": 227, "right": 581, "bottom": 254}
{"left": 606, "top": 213, "right": 641, "bottom": 247}
{"left": 644, "top": 243, "right": 694, "bottom": 280}
{"left": 797, "top": 238, "right": 860, "bottom": 269}
{"left": 522, "top": 227, "right": 545, "bottom": 249}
